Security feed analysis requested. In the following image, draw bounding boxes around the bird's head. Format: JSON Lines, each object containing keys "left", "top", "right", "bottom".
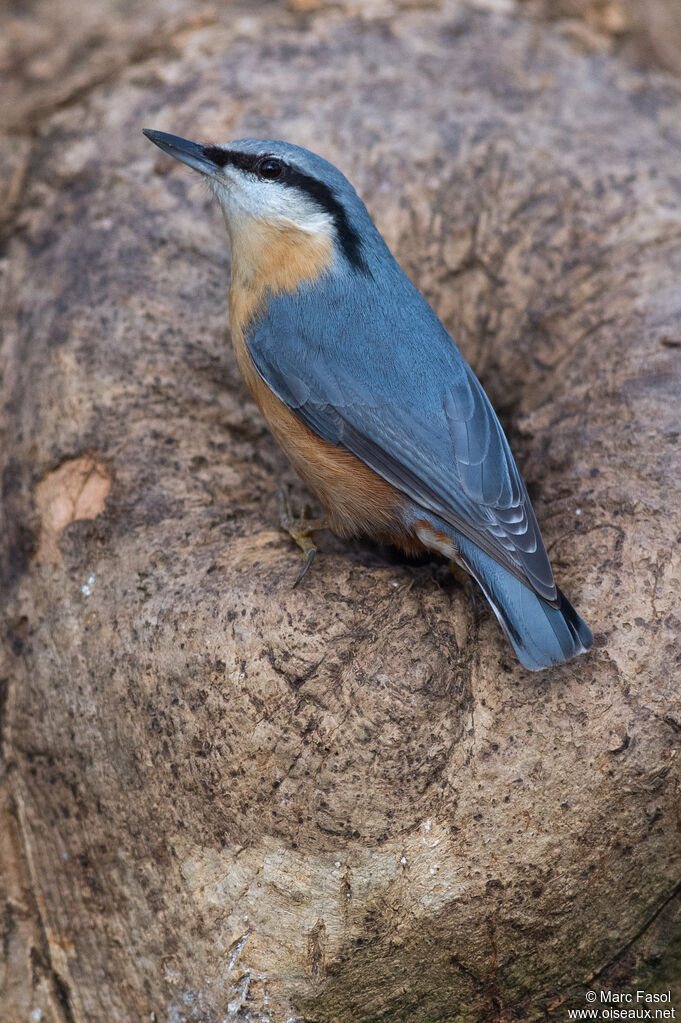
{"left": 143, "top": 130, "right": 374, "bottom": 279}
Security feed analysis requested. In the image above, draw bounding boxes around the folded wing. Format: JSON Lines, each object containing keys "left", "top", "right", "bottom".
{"left": 246, "top": 280, "right": 558, "bottom": 605}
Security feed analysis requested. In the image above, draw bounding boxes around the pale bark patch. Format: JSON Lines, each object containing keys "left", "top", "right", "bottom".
{"left": 33, "top": 457, "right": 110, "bottom": 566}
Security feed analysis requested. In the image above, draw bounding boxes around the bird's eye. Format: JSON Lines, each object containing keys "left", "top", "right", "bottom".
{"left": 257, "top": 157, "right": 284, "bottom": 180}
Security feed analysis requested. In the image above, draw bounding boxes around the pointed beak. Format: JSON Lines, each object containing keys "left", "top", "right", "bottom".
{"left": 143, "top": 129, "right": 219, "bottom": 176}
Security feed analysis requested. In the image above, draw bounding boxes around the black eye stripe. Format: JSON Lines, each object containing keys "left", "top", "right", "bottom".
{"left": 201, "top": 146, "right": 258, "bottom": 172}
{"left": 200, "top": 146, "right": 368, "bottom": 272}
{"left": 201, "top": 145, "right": 231, "bottom": 168}
{"left": 284, "top": 167, "right": 367, "bottom": 273}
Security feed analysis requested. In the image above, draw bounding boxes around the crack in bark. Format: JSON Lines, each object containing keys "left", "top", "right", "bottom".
{"left": 1, "top": 783, "right": 74, "bottom": 1023}
{"left": 587, "top": 880, "right": 681, "bottom": 986}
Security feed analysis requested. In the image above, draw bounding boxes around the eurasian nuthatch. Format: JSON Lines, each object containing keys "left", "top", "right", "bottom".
{"left": 143, "top": 129, "right": 593, "bottom": 671}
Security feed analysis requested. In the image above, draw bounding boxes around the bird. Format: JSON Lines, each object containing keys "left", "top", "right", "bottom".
{"left": 143, "top": 128, "right": 593, "bottom": 671}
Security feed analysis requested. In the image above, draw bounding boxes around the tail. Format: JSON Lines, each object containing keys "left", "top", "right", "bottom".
{"left": 454, "top": 532, "right": 593, "bottom": 671}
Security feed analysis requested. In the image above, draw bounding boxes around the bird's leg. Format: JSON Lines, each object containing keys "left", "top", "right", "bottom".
{"left": 278, "top": 489, "right": 328, "bottom": 587}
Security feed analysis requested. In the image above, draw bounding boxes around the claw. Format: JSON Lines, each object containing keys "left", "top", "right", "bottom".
{"left": 277, "top": 487, "right": 328, "bottom": 586}
{"left": 293, "top": 547, "right": 316, "bottom": 588}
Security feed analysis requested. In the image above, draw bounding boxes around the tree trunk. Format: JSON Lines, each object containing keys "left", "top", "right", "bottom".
{"left": 2, "top": 2, "right": 681, "bottom": 1020}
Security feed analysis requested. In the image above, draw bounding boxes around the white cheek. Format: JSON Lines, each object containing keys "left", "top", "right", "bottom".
{"left": 211, "top": 168, "right": 332, "bottom": 235}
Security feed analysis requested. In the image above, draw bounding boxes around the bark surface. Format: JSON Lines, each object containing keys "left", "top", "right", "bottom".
{"left": 519, "top": 0, "right": 681, "bottom": 75}
{"left": 1, "top": 1, "right": 681, "bottom": 1021}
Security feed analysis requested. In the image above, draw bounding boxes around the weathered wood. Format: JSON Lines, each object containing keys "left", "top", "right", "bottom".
{"left": 2, "top": 1, "right": 681, "bottom": 1020}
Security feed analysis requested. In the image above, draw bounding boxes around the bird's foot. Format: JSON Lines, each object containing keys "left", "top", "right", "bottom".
{"left": 278, "top": 489, "right": 328, "bottom": 587}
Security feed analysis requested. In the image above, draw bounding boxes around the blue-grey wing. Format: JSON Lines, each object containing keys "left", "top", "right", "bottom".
{"left": 246, "top": 281, "right": 557, "bottom": 604}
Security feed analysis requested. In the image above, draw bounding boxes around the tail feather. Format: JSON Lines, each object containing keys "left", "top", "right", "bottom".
{"left": 454, "top": 532, "right": 593, "bottom": 671}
